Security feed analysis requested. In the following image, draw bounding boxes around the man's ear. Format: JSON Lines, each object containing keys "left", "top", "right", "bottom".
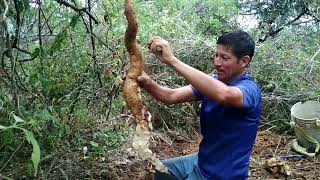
{"left": 240, "top": 55, "right": 251, "bottom": 67}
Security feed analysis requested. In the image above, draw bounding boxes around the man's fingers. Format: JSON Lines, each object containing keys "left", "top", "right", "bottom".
{"left": 137, "top": 76, "right": 147, "bottom": 87}
{"left": 141, "top": 71, "right": 147, "bottom": 76}
{"left": 137, "top": 76, "right": 144, "bottom": 82}
{"left": 148, "top": 36, "right": 163, "bottom": 53}
{"left": 155, "top": 45, "right": 162, "bottom": 53}
{"left": 149, "top": 42, "right": 163, "bottom": 55}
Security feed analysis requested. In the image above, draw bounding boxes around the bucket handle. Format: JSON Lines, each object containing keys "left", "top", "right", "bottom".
{"left": 290, "top": 121, "right": 320, "bottom": 157}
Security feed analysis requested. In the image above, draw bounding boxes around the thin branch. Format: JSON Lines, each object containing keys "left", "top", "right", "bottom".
{"left": 0, "top": 174, "right": 14, "bottom": 180}
{"left": 303, "top": 0, "right": 320, "bottom": 21}
{"left": 258, "top": 9, "right": 308, "bottom": 42}
{"left": 18, "top": 56, "right": 37, "bottom": 63}
{"left": 37, "top": 0, "right": 44, "bottom": 74}
{"left": 308, "top": 48, "right": 320, "bottom": 74}
{"left": 56, "top": 0, "right": 99, "bottom": 24}
{"left": 43, "top": 5, "right": 60, "bottom": 34}
{"left": 13, "top": 0, "right": 21, "bottom": 47}
{"left": 239, "top": 12, "right": 257, "bottom": 15}
{"left": 0, "top": 0, "right": 8, "bottom": 23}
{"left": 70, "top": 0, "right": 114, "bottom": 53}
{"left": 1, "top": 52, "right": 6, "bottom": 69}
{"left": 306, "top": 12, "right": 320, "bottom": 22}
{"left": 0, "top": 140, "right": 24, "bottom": 173}
{"left": 87, "top": 0, "right": 102, "bottom": 87}
{"left": 91, "top": 32, "right": 114, "bottom": 53}
{"left": 88, "top": 0, "right": 95, "bottom": 59}
{"left": 106, "top": 65, "right": 124, "bottom": 120}
{"left": 40, "top": 7, "right": 53, "bottom": 35}
{"left": 12, "top": 46, "right": 31, "bottom": 55}
{"left": 1, "top": 0, "right": 21, "bottom": 115}
{"left": 67, "top": 66, "right": 90, "bottom": 121}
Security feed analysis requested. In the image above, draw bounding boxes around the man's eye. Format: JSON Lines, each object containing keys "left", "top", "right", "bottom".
{"left": 223, "top": 56, "right": 230, "bottom": 60}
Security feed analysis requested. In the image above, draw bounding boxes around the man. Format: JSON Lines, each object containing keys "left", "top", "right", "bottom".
{"left": 139, "top": 30, "right": 262, "bottom": 180}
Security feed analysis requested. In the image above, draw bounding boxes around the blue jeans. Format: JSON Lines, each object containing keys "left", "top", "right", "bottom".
{"left": 162, "top": 153, "right": 205, "bottom": 180}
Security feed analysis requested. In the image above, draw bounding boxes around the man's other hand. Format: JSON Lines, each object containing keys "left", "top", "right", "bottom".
{"left": 137, "top": 71, "right": 152, "bottom": 89}
{"left": 148, "top": 36, "right": 176, "bottom": 65}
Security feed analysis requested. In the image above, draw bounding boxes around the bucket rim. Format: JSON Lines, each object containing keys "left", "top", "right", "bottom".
{"left": 291, "top": 101, "right": 320, "bottom": 121}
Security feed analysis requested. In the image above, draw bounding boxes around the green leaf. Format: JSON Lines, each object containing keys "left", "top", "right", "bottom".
{"left": 30, "top": 48, "right": 40, "bottom": 59}
{"left": 23, "top": 130, "right": 41, "bottom": 177}
{"left": 90, "top": 141, "right": 99, "bottom": 147}
{"left": 17, "top": 0, "right": 25, "bottom": 13}
{"left": 23, "top": 0, "right": 30, "bottom": 10}
{"left": 16, "top": 0, "right": 30, "bottom": 13}
{"left": 70, "top": 15, "right": 80, "bottom": 29}
{"left": 40, "top": 77, "right": 51, "bottom": 93}
{"left": 37, "top": 110, "right": 59, "bottom": 124}
{"left": 48, "top": 31, "right": 67, "bottom": 56}
{"left": 13, "top": 114, "right": 24, "bottom": 123}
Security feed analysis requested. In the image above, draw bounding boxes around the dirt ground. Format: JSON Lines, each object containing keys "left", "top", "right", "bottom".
{"left": 9, "top": 130, "right": 319, "bottom": 179}
{"left": 114, "top": 131, "right": 320, "bottom": 180}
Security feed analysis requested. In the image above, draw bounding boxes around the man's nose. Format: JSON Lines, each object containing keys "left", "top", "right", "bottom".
{"left": 214, "top": 58, "right": 222, "bottom": 66}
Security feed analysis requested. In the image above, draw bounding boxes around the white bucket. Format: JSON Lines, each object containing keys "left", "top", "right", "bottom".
{"left": 291, "top": 101, "right": 320, "bottom": 149}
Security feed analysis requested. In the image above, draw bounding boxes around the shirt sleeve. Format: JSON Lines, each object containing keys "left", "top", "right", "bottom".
{"left": 190, "top": 85, "right": 204, "bottom": 101}
{"left": 235, "top": 80, "right": 261, "bottom": 109}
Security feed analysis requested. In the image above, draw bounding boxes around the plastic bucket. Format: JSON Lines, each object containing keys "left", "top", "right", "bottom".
{"left": 291, "top": 101, "right": 320, "bottom": 148}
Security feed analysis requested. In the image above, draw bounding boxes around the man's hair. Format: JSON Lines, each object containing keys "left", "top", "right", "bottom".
{"left": 217, "top": 30, "right": 255, "bottom": 61}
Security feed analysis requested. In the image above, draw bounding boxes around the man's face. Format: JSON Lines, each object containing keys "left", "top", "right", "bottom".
{"left": 214, "top": 44, "right": 245, "bottom": 83}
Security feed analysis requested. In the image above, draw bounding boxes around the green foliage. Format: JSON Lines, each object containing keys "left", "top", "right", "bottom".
{"left": 239, "top": 0, "right": 320, "bottom": 41}
{"left": 16, "top": 0, "right": 30, "bottom": 13}
{"left": 0, "top": 114, "right": 40, "bottom": 176}
{"left": 23, "top": 130, "right": 40, "bottom": 176}
{"left": 88, "top": 125, "right": 128, "bottom": 155}
{"left": 250, "top": 26, "right": 320, "bottom": 132}
{"left": 48, "top": 15, "right": 79, "bottom": 56}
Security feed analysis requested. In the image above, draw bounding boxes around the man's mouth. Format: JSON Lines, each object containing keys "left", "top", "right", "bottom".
{"left": 216, "top": 70, "right": 224, "bottom": 75}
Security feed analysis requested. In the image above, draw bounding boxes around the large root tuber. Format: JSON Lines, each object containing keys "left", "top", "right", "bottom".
{"left": 123, "top": 0, "right": 167, "bottom": 172}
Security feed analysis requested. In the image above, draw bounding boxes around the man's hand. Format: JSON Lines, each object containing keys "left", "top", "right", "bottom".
{"left": 122, "top": 62, "right": 153, "bottom": 90}
{"left": 148, "top": 36, "right": 176, "bottom": 65}
{"left": 137, "top": 71, "right": 152, "bottom": 89}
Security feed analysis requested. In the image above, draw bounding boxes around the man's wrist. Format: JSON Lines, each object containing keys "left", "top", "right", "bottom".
{"left": 168, "top": 56, "right": 179, "bottom": 67}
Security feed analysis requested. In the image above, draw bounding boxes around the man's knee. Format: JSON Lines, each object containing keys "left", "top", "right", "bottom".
{"left": 154, "top": 170, "right": 179, "bottom": 180}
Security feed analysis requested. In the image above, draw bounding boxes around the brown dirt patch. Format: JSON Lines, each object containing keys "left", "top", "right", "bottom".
{"left": 13, "top": 131, "right": 317, "bottom": 179}
{"left": 121, "top": 131, "right": 320, "bottom": 180}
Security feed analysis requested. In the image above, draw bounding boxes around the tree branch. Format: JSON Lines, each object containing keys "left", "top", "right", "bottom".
{"left": 56, "top": 0, "right": 99, "bottom": 24}
{"left": 70, "top": 0, "right": 114, "bottom": 53}
{"left": 0, "top": 0, "right": 8, "bottom": 23}
{"left": 258, "top": 9, "right": 308, "bottom": 42}
{"left": 306, "top": 12, "right": 320, "bottom": 22}
{"left": 37, "top": 0, "right": 44, "bottom": 74}
{"left": 87, "top": 0, "right": 102, "bottom": 87}
{"left": 308, "top": 48, "right": 320, "bottom": 74}
{"left": 40, "top": 7, "right": 53, "bottom": 35}
{"left": 13, "top": 0, "right": 21, "bottom": 47}
{"left": 1, "top": 0, "right": 21, "bottom": 115}
{"left": 12, "top": 45, "right": 31, "bottom": 55}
